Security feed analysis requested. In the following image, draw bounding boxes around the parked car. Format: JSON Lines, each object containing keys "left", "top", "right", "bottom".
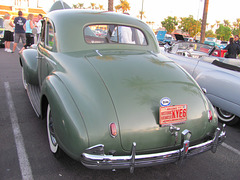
{"left": 94, "top": 28, "right": 107, "bottom": 37}
{"left": 157, "top": 30, "right": 175, "bottom": 45}
{"left": 204, "top": 37, "right": 217, "bottom": 46}
{"left": 217, "top": 41, "right": 228, "bottom": 49}
{"left": 19, "top": 1, "right": 225, "bottom": 172}
{"left": 0, "top": 17, "right": 5, "bottom": 47}
{"left": 163, "top": 41, "right": 240, "bottom": 125}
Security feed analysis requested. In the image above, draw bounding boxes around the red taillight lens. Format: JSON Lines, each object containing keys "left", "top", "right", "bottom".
{"left": 110, "top": 123, "right": 117, "bottom": 137}
{"left": 208, "top": 110, "right": 213, "bottom": 121}
{"left": 184, "top": 140, "right": 190, "bottom": 153}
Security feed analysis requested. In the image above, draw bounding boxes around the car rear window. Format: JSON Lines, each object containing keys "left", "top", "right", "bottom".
{"left": 84, "top": 24, "right": 147, "bottom": 46}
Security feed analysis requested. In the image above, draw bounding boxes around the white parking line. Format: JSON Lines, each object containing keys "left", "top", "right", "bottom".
{"left": 221, "top": 142, "right": 240, "bottom": 156}
{"left": 4, "top": 82, "right": 33, "bottom": 180}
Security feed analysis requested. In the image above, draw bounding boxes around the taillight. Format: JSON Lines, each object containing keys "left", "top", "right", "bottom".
{"left": 184, "top": 140, "right": 190, "bottom": 153}
{"left": 208, "top": 110, "right": 213, "bottom": 121}
{"left": 110, "top": 123, "right": 117, "bottom": 137}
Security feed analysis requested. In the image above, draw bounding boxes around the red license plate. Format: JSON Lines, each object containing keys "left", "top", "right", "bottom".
{"left": 159, "top": 104, "right": 187, "bottom": 126}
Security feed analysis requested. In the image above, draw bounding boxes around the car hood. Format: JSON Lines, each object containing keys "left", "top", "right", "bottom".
{"left": 174, "top": 34, "right": 185, "bottom": 41}
{"left": 157, "top": 31, "right": 167, "bottom": 41}
{"left": 83, "top": 50, "right": 211, "bottom": 151}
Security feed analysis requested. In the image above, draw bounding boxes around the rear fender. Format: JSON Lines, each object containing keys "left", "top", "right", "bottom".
{"left": 41, "top": 74, "right": 89, "bottom": 160}
{"left": 20, "top": 49, "right": 39, "bottom": 85}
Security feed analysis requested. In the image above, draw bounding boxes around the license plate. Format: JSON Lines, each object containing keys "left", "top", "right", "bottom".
{"left": 159, "top": 104, "right": 187, "bottom": 126}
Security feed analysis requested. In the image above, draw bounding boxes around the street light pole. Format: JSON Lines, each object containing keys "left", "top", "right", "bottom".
{"left": 200, "top": 0, "right": 209, "bottom": 43}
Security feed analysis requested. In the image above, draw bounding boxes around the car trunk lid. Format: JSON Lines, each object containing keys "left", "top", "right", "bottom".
{"left": 86, "top": 50, "right": 209, "bottom": 152}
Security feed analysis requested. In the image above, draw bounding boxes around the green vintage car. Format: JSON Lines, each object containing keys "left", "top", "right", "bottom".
{"left": 19, "top": 1, "right": 226, "bottom": 172}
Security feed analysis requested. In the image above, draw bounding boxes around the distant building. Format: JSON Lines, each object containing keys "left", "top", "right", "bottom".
{"left": 0, "top": 4, "right": 46, "bottom": 20}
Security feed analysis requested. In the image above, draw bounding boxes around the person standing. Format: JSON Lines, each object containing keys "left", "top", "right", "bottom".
{"left": 224, "top": 37, "right": 240, "bottom": 58}
{"left": 234, "top": 35, "right": 240, "bottom": 45}
{"left": 234, "top": 35, "right": 240, "bottom": 58}
{"left": 3, "top": 13, "right": 14, "bottom": 53}
{"left": 12, "top": 11, "right": 26, "bottom": 53}
{"left": 36, "top": 14, "right": 43, "bottom": 42}
{"left": 19, "top": 13, "right": 35, "bottom": 53}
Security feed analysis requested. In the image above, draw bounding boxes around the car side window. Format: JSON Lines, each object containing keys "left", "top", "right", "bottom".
{"left": 84, "top": 24, "right": 147, "bottom": 46}
{"left": 46, "top": 21, "right": 55, "bottom": 49}
{"left": 40, "top": 20, "right": 46, "bottom": 45}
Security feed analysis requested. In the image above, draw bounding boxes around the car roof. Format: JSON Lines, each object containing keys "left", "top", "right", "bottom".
{"left": 48, "top": 9, "right": 143, "bottom": 25}
{"left": 45, "top": 9, "right": 159, "bottom": 53}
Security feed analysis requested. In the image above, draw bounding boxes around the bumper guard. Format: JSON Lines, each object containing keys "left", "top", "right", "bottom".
{"left": 81, "top": 124, "right": 226, "bottom": 173}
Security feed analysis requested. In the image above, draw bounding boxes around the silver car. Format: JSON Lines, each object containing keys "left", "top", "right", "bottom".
{"left": 163, "top": 42, "right": 240, "bottom": 125}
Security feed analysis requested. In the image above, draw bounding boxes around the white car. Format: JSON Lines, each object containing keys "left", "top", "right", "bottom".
{"left": 163, "top": 41, "right": 240, "bottom": 125}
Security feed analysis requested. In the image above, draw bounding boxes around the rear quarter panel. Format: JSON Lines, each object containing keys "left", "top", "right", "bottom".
{"left": 41, "top": 74, "right": 89, "bottom": 160}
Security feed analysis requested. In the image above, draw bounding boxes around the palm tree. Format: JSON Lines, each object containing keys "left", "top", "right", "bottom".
{"left": 223, "top": 20, "right": 231, "bottom": 27}
{"left": 15, "top": 0, "right": 22, "bottom": 6}
{"left": 73, "top": 3, "right": 84, "bottom": 9}
{"left": 210, "top": 24, "right": 215, "bottom": 30}
{"left": 115, "top": 0, "right": 130, "bottom": 13}
{"left": 147, "top": 21, "right": 155, "bottom": 29}
{"left": 90, "top": 3, "right": 96, "bottom": 9}
{"left": 99, "top": 5, "right": 104, "bottom": 10}
{"left": 108, "top": 0, "right": 114, "bottom": 11}
{"left": 79, "top": 3, "right": 84, "bottom": 9}
{"left": 73, "top": 4, "right": 77, "bottom": 8}
{"left": 14, "top": 0, "right": 30, "bottom": 7}
{"left": 138, "top": 11, "right": 146, "bottom": 20}
{"left": 237, "top": 18, "right": 240, "bottom": 26}
{"left": 200, "top": 0, "right": 209, "bottom": 43}
{"left": 15, "top": 0, "right": 19, "bottom": 6}
{"left": 216, "top": 20, "right": 220, "bottom": 28}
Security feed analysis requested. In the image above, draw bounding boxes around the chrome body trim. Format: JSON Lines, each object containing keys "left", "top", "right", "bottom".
{"left": 81, "top": 124, "right": 226, "bottom": 172}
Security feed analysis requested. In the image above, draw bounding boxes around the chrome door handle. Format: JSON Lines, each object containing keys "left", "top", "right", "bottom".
{"left": 36, "top": 56, "right": 44, "bottom": 59}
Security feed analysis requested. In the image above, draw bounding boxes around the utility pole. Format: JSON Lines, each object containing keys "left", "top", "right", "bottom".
{"left": 200, "top": 0, "right": 209, "bottom": 43}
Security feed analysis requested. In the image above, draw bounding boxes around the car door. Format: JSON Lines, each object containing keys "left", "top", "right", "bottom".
{"left": 38, "top": 19, "right": 56, "bottom": 87}
{"left": 191, "top": 58, "right": 213, "bottom": 79}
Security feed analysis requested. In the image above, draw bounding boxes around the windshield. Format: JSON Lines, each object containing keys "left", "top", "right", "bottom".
{"left": 170, "top": 42, "right": 215, "bottom": 55}
{"left": 84, "top": 24, "right": 147, "bottom": 46}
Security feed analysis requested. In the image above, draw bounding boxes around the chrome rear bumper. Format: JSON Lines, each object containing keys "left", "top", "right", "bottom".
{"left": 81, "top": 124, "right": 226, "bottom": 173}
